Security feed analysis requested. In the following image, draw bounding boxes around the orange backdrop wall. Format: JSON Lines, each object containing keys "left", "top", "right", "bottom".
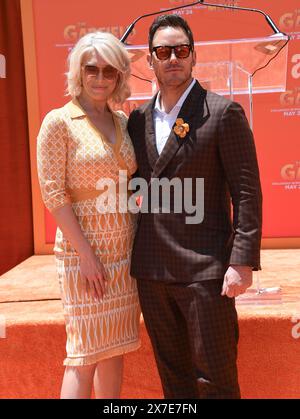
{"left": 0, "top": 0, "right": 34, "bottom": 274}
{"left": 21, "top": 0, "right": 300, "bottom": 253}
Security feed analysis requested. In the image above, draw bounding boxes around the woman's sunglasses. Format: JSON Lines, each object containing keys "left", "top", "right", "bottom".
{"left": 83, "top": 64, "right": 119, "bottom": 80}
{"left": 152, "top": 44, "right": 192, "bottom": 61}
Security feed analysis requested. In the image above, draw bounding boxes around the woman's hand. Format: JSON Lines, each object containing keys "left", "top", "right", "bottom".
{"left": 49, "top": 205, "right": 108, "bottom": 301}
{"left": 79, "top": 250, "right": 107, "bottom": 301}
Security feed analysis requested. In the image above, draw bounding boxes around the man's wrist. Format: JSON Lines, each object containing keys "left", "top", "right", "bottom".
{"left": 229, "top": 264, "right": 253, "bottom": 270}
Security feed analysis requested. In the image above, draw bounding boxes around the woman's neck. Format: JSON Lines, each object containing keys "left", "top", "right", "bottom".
{"left": 77, "top": 93, "right": 109, "bottom": 116}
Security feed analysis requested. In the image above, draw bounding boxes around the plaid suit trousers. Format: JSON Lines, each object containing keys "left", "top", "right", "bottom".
{"left": 137, "top": 278, "right": 241, "bottom": 399}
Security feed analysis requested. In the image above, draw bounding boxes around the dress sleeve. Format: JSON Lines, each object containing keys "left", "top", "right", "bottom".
{"left": 37, "top": 110, "right": 71, "bottom": 212}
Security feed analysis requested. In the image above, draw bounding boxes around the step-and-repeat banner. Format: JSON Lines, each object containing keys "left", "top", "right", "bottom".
{"left": 21, "top": 0, "right": 300, "bottom": 252}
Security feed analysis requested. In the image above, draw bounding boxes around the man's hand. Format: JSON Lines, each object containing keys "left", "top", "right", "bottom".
{"left": 221, "top": 265, "right": 253, "bottom": 298}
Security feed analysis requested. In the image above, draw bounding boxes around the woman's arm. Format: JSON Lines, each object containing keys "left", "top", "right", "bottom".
{"left": 52, "top": 204, "right": 107, "bottom": 300}
{"left": 37, "top": 110, "right": 106, "bottom": 300}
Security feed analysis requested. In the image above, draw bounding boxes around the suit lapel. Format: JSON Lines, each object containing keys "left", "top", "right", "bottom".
{"left": 144, "top": 96, "right": 159, "bottom": 170}
{"left": 151, "top": 81, "right": 207, "bottom": 179}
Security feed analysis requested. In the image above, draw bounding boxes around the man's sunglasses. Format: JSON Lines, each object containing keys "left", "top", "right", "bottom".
{"left": 152, "top": 44, "right": 192, "bottom": 61}
{"left": 83, "top": 64, "right": 119, "bottom": 80}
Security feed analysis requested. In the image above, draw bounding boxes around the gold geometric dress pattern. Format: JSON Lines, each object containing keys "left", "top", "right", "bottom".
{"left": 37, "top": 99, "right": 141, "bottom": 366}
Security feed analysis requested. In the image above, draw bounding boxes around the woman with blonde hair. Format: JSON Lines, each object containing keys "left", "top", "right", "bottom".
{"left": 37, "top": 32, "right": 140, "bottom": 398}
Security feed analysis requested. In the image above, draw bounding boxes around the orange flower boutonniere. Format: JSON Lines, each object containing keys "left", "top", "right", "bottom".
{"left": 173, "top": 118, "right": 190, "bottom": 139}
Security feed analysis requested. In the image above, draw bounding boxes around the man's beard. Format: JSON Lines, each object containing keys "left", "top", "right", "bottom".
{"left": 157, "top": 71, "right": 193, "bottom": 89}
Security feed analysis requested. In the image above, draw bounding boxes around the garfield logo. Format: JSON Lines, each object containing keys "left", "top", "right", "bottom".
{"left": 279, "top": 9, "right": 300, "bottom": 31}
{"left": 169, "top": 0, "right": 198, "bottom": 4}
{"left": 280, "top": 88, "right": 300, "bottom": 106}
{"left": 0, "top": 315, "right": 5, "bottom": 339}
{"left": 291, "top": 315, "right": 300, "bottom": 339}
{"left": 169, "top": 0, "right": 238, "bottom": 7}
{"left": 64, "top": 23, "right": 133, "bottom": 43}
{"left": 281, "top": 162, "right": 300, "bottom": 181}
{"left": 0, "top": 54, "right": 6, "bottom": 79}
{"left": 292, "top": 54, "right": 300, "bottom": 80}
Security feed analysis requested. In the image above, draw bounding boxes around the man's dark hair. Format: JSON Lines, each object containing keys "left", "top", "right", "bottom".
{"left": 148, "top": 14, "right": 194, "bottom": 52}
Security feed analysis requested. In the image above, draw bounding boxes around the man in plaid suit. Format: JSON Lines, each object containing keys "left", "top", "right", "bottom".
{"left": 127, "top": 14, "right": 262, "bottom": 399}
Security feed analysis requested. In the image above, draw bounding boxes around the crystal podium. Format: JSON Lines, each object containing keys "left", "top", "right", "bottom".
{"left": 126, "top": 33, "right": 288, "bottom": 127}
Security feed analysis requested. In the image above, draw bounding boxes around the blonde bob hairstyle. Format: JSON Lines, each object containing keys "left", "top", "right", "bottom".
{"left": 66, "top": 31, "right": 131, "bottom": 104}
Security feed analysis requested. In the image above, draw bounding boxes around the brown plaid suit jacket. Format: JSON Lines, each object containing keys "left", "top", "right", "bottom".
{"left": 127, "top": 81, "right": 262, "bottom": 283}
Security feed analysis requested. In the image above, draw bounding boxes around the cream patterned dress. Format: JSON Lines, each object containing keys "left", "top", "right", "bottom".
{"left": 37, "top": 99, "right": 141, "bottom": 366}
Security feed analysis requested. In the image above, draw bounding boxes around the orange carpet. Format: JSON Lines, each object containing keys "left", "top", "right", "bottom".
{"left": 0, "top": 250, "right": 300, "bottom": 399}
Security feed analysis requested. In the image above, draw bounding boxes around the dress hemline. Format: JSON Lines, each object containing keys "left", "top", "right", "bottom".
{"left": 63, "top": 339, "right": 141, "bottom": 366}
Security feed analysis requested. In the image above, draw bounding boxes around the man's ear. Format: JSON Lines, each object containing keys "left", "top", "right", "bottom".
{"left": 147, "top": 53, "right": 153, "bottom": 69}
{"left": 192, "top": 50, "right": 197, "bottom": 67}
